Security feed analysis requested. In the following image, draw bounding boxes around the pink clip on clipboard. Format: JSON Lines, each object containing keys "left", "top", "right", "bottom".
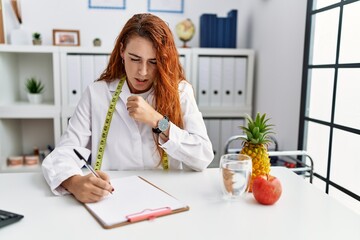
{"left": 126, "top": 207, "right": 172, "bottom": 222}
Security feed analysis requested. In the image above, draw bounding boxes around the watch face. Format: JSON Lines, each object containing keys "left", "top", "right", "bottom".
{"left": 158, "top": 117, "right": 169, "bottom": 132}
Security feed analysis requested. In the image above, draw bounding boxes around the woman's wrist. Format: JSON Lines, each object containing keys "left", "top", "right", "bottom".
{"left": 61, "top": 175, "right": 81, "bottom": 193}
{"left": 151, "top": 112, "right": 163, "bottom": 128}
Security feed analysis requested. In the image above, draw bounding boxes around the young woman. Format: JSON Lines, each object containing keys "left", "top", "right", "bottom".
{"left": 42, "top": 13, "right": 214, "bottom": 203}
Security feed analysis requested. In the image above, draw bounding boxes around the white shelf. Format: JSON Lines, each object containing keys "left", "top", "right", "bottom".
{"left": 0, "top": 45, "right": 114, "bottom": 54}
{"left": 58, "top": 46, "right": 113, "bottom": 54}
{"left": 0, "top": 45, "right": 58, "bottom": 53}
{"left": 191, "top": 48, "right": 254, "bottom": 117}
{"left": 0, "top": 103, "right": 60, "bottom": 118}
{"left": 0, "top": 118, "right": 59, "bottom": 172}
{"left": 177, "top": 48, "right": 192, "bottom": 82}
{"left": 0, "top": 46, "right": 62, "bottom": 172}
{"left": 191, "top": 47, "right": 255, "bottom": 56}
{"left": 200, "top": 106, "right": 252, "bottom": 118}
{"left": 0, "top": 50, "right": 61, "bottom": 106}
{"left": 0, "top": 46, "right": 255, "bottom": 172}
{"left": 0, "top": 163, "right": 41, "bottom": 173}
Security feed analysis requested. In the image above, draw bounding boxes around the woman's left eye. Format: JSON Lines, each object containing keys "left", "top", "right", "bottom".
{"left": 149, "top": 61, "right": 157, "bottom": 65}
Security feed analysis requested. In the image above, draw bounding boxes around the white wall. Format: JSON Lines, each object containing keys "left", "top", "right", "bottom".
{"left": 250, "top": 0, "right": 307, "bottom": 150}
{"left": 2, "top": 0, "right": 307, "bottom": 151}
{"left": 2, "top": 0, "right": 251, "bottom": 48}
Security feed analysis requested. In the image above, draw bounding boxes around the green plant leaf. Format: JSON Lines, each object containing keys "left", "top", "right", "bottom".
{"left": 26, "top": 78, "right": 44, "bottom": 94}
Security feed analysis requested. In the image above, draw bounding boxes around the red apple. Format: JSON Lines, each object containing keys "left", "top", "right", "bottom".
{"left": 252, "top": 175, "right": 282, "bottom": 205}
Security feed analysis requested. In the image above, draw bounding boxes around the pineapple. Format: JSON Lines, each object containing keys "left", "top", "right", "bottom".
{"left": 240, "top": 113, "right": 274, "bottom": 192}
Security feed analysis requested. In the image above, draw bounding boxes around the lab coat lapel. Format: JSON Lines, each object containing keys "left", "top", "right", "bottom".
{"left": 108, "top": 80, "right": 138, "bottom": 134}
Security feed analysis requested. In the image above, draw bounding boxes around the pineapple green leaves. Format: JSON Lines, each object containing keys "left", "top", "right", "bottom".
{"left": 26, "top": 77, "right": 44, "bottom": 94}
{"left": 240, "top": 113, "right": 275, "bottom": 145}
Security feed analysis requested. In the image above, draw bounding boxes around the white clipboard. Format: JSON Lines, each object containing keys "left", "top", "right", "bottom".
{"left": 84, "top": 175, "right": 189, "bottom": 229}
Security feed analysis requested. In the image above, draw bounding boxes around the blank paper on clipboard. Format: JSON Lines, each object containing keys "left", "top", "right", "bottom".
{"left": 84, "top": 175, "right": 189, "bottom": 229}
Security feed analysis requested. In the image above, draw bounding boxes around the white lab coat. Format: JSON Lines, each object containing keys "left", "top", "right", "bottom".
{"left": 42, "top": 79, "right": 214, "bottom": 195}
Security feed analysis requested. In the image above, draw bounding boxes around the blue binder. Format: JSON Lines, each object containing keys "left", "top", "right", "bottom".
{"left": 200, "top": 14, "right": 210, "bottom": 47}
{"left": 217, "top": 17, "right": 226, "bottom": 48}
{"left": 227, "top": 9, "right": 237, "bottom": 48}
{"left": 199, "top": 10, "right": 237, "bottom": 48}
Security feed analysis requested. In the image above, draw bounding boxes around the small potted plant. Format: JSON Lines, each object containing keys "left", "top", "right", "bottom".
{"left": 25, "top": 77, "right": 44, "bottom": 104}
{"left": 93, "top": 38, "right": 101, "bottom": 47}
{"left": 32, "top": 32, "right": 42, "bottom": 45}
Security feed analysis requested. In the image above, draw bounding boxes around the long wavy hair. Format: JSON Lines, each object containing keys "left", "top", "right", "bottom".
{"left": 98, "top": 13, "right": 186, "bottom": 164}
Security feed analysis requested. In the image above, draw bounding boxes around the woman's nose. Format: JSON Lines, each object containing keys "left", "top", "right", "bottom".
{"left": 138, "top": 62, "right": 148, "bottom": 76}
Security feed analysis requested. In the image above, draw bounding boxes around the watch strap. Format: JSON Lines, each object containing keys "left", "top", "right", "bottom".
{"left": 152, "top": 127, "right": 162, "bottom": 134}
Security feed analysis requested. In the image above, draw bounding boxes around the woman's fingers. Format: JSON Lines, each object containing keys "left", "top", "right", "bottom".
{"left": 88, "top": 173, "right": 113, "bottom": 195}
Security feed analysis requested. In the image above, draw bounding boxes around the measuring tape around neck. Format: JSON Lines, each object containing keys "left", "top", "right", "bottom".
{"left": 94, "top": 76, "right": 169, "bottom": 170}
{"left": 95, "top": 76, "right": 126, "bottom": 171}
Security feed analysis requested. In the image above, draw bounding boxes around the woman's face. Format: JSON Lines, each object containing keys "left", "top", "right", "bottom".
{"left": 121, "top": 36, "right": 158, "bottom": 94}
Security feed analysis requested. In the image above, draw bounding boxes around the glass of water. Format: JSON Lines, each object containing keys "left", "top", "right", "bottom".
{"left": 220, "top": 154, "right": 252, "bottom": 200}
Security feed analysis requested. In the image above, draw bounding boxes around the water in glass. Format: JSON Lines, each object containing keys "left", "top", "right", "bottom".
{"left": 220, "top": 154, "right": 252, "bottom": 200}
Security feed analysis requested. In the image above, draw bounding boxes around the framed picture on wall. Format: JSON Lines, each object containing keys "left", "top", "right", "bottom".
{"left": 148, "top": 0, "right": 184, "bottom": 13}
{"left": 89, "top": 0, "right": 126, "bottom": 10}
{"left": 53, "top": 29, "right": 80, "bottom": 46}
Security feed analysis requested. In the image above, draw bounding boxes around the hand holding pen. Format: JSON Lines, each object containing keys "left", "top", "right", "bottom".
{"left": 73, "top": 149, "right": 114, "bottom": 195}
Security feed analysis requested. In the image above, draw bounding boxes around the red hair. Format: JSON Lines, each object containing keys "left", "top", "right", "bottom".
{"left": 99, "top": 13, "right": 186, "bottom": 163}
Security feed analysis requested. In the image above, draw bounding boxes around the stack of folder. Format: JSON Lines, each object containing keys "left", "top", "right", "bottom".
{"left": 200, "top": 9, "right": 237, "bottom": 48}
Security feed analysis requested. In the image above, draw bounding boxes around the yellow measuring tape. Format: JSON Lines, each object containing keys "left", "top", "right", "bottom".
{"left": 162, "top": 152, "right": 168, "bottom": 170}
{"left": 95, "top": 76, "right": 125, "bottom": 170}
{"left": 95, "top": 76, "right": 169, "bottom": 170}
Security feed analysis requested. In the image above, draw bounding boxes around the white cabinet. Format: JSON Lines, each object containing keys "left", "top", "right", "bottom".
{"left": 192, "top": 48, "right": 254, "bottom": 117}
{"left": 58, "top": 47, "right": 113, "bottom": 132}
{"left": 0, "top": 46, "right": 254, "bottom": 172}
{"left": 0, "top": 45, "right": 61, "bottom": 172}
{"left": 205, "top": 118, "right": 246, "bottom": 168}
{"left": 192, "top": 48, "right": 254, "bottom": 166}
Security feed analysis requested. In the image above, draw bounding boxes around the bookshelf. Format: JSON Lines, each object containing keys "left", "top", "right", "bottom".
{"left": 0, "top": 45, "right": 61, "bottom": 172}
{"left": 0, "top": 45, "right": 254, "bottom": 172}
{"left": 191, "top": 48, "right": 254, "bottom": 166}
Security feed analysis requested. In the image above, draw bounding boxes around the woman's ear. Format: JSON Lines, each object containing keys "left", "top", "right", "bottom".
{"left": 120, "top": 42, "right": 124, "bottom": 59}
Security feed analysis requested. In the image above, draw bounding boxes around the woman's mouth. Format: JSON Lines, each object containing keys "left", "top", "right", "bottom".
{"left": 136, "top": 78, "right": 147, "bottom": 83}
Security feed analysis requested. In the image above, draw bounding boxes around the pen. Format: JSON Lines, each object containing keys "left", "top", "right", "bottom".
{"left": 73, "top": 149, "right": 100, "bottom": 178}
{"left": 73, "top": 149, "right": 113, "bottom": 194}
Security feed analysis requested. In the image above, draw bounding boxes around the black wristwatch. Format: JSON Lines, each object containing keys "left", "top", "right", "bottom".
{"left": 152, "top": 116, "right": 169, "bottom": 134}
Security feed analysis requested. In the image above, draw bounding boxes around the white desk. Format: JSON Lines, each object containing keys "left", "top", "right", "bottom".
{"left": 0, "top": 167, "right": 359, "bottom": 240}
